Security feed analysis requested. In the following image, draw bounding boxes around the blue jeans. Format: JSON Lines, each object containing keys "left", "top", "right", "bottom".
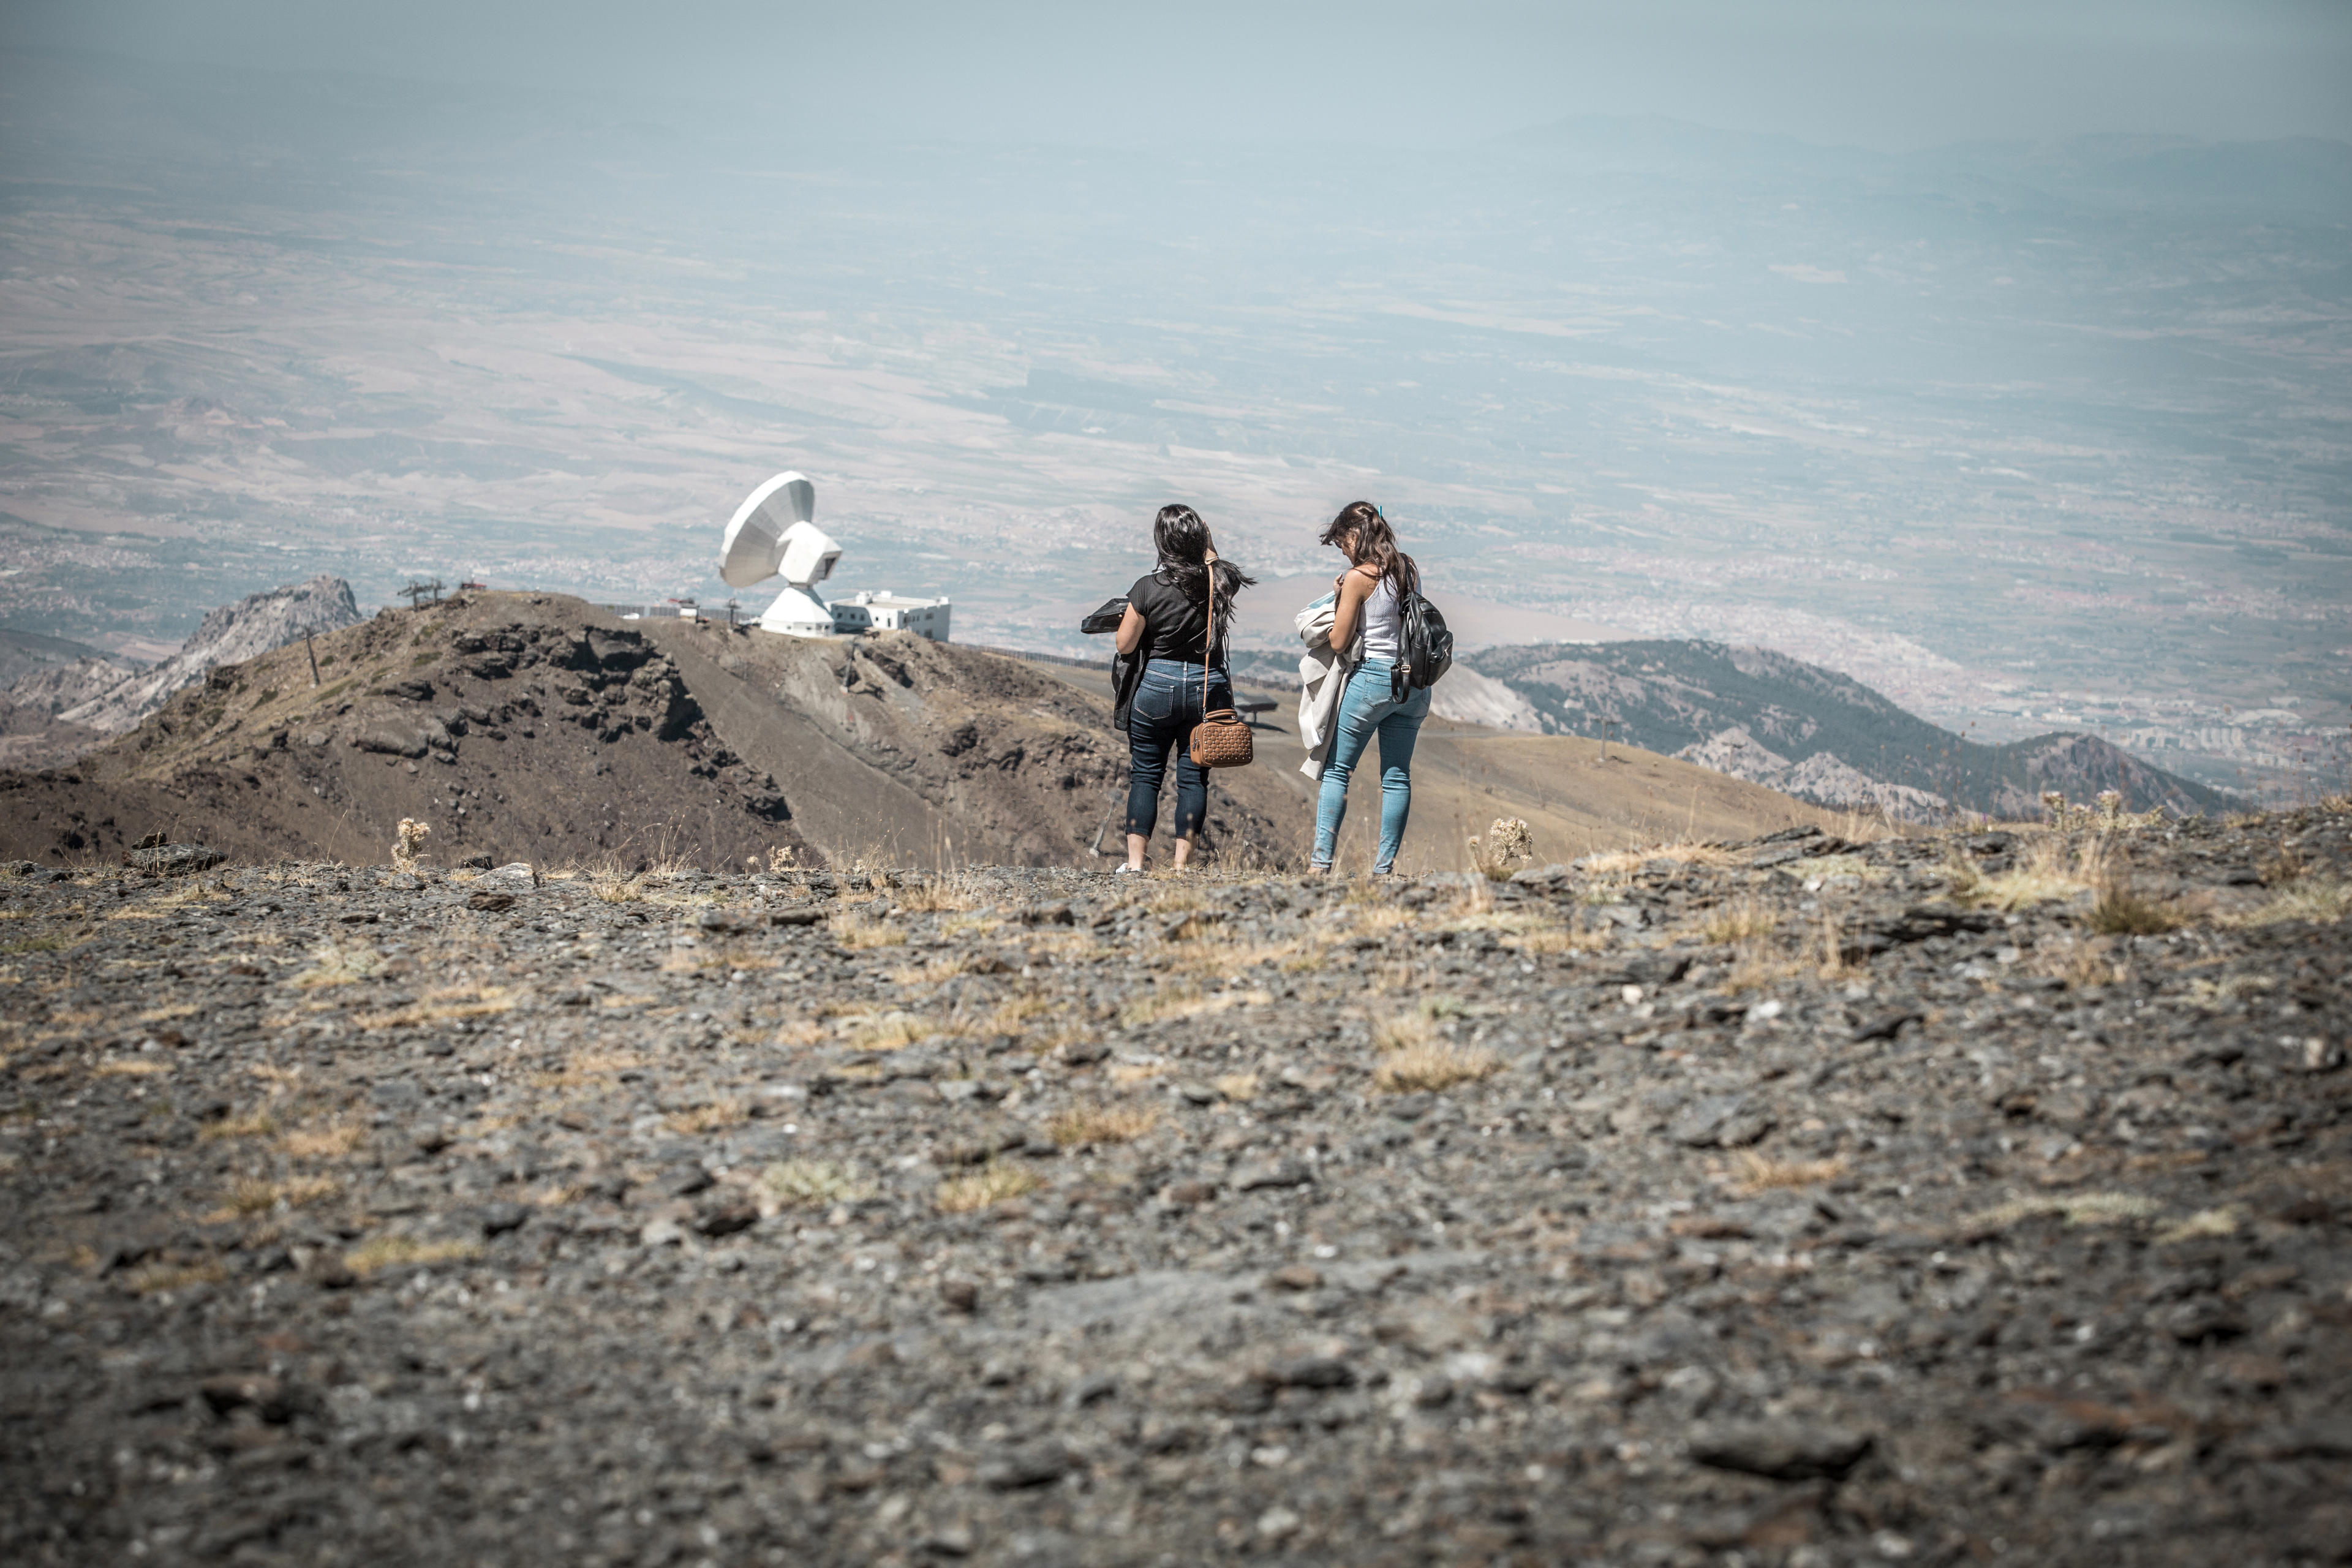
{"left": 1126, "top": 659, "right": 1232, "bottom": 840}
{"left": 1313, "top": 658, "right": 1430, "bottom": 873}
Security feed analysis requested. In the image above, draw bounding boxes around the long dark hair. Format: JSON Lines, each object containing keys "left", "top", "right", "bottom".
{"left": 1152, "top": 503, "right": 1254, "bottom": 617}
{"left": 1321, "top": 500, "right": 1419, "bottom": 597}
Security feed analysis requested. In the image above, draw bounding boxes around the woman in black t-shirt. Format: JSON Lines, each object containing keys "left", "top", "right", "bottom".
{"left": 1112, "top": 505, "right": 1255, "bottom": 872}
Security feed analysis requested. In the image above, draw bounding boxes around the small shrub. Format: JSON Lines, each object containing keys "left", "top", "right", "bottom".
{"left": 393, "top": 818, "right": 430, "bottom": 869}
{"left": 1468, "top": 818, "right": 1534, "bottom": 881}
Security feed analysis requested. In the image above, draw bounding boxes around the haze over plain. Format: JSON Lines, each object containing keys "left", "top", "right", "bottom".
{"left": 1, "top": 1, "right": 2346, "bottom": 799}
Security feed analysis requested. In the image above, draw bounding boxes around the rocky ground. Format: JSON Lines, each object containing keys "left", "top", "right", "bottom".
{"left": 1, "top": 809, "right": 2348, "bottom": 1566}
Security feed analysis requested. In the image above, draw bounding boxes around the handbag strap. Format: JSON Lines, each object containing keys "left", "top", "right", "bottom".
{"left": 1201, "top": 548, "right": 1217, "bottom": 715}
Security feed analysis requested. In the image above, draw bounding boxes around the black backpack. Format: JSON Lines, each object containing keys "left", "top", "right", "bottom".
{"left": 1390, "top": 589, "right": 1453, "bottom": 701}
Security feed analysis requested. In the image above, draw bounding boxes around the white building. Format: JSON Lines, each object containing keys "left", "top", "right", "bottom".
{"left": 830, "top": 590, "right": 951, "bottom": 642}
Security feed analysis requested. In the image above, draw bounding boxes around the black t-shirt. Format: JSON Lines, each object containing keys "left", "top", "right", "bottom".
{"left": 1128, "top": 572, "right": 1218, "bottom": 665}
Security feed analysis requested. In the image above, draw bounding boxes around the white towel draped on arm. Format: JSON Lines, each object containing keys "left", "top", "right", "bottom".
{"left": 1295, "top": 592, "right": 1351, "bottom": 782}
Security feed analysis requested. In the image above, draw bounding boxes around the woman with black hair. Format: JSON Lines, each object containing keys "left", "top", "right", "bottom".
{"left": 1310, "top": 500, "right": 1430, "bottom": 876}
{"left": 1113, "top": 504, "right": 1255, "bottom": 873}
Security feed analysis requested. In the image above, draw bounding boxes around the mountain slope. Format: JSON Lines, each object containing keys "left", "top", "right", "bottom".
{"left": 0, "top": 591, "right": 1275, "bottom": 872}
{"left": 1466, "top": 639, "right": 2226, "bottom": 821}
{"left": 0, "top": 592, "right": 1848, "bottom": 874}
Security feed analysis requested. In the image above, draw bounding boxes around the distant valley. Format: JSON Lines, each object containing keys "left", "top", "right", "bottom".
{"left": 0, "top": 50, "right": 2345, "bottom": 807}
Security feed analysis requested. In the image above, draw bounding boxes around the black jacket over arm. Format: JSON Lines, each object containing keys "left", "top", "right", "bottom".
{"left": 1079, "top": 597, "right": 1140, "bottom": 732}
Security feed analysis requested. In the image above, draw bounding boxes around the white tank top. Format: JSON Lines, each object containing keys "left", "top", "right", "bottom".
{"left": 1360, "top": 574, "right": 1402, "bottom": 662}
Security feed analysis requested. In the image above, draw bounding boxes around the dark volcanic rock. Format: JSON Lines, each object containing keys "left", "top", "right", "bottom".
{"left": 1689, "top": 1420, "right": 1874, "bottom": 1480}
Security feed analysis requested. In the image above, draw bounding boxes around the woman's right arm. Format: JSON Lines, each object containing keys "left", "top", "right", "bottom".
{"left": 1115, "top": 603, "right": 1147, "bottom": 657}
{"left": 1328, "top": 568, "right": 1376, "bottom": 652}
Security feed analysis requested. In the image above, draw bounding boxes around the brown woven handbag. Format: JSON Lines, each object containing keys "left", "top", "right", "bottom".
{"left": 1188, "top": 551, "right": 1254, "bottom": 770}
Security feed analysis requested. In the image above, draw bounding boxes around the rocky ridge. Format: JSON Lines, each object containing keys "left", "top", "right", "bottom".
{"left": 1, "top": 806, "right": 2346, "bottom": 1564}
{"left": 55, "top": 575, "right": 364, "bottom": 738}
{"left": 1461, "top": 640, "right": 2225, "bottom": 823}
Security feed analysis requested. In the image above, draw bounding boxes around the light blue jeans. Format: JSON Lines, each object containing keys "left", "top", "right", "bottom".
{"left": 1311, "top": 658, "right": 1430, "bottom": 873}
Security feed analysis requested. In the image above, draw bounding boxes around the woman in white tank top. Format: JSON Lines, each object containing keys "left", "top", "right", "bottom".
{"left": 1310, "top": 502, "right": 1430, "bottom": 875}
{"left": 1358, "top": 574, "right": 1403, "bottom": 664}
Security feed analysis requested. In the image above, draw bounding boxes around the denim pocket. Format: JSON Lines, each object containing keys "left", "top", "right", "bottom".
{"left": 1133, "top": 677, "right": 1178, "bottom": 723}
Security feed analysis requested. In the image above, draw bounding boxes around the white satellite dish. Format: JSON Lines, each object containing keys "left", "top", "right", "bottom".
{"left": 718, "top": 471, "right": 842, "bottom": 637}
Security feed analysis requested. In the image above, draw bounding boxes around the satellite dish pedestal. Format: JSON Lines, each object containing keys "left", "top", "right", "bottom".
{"left": 719, "top": 472, "right": 842, "bottom": 638}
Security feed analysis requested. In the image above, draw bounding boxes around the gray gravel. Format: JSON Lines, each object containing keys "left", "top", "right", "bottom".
{"left": 2, "top": 810, "right": 2348, "bottom": 1566}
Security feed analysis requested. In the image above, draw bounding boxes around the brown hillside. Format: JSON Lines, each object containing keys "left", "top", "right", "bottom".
{"left": 0, "top": 592, "right": 1839, "bottom": 873}
{"left": 1017, "top": 659, "right": 1847, "bottom": 874}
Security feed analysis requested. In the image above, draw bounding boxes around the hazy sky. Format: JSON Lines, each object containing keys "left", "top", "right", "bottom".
{"left": 9, "top": 0, "right": 2350, "bottom": 149}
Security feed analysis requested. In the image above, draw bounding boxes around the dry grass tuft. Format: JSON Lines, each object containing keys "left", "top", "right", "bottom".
{"left": 93, "top": 1058, "right": 173, "bottom": 1077}
{"left": 355, "top": 984, "right": 519, "bottom": 1031}
{"left": 937, "top": 1164, "right": 1041, "bottom": 1213}
{"left": 529, "top": 1049, "right": 647, "bottom": 1089}
{"left": 344, "top": 1235, "right": 483, "bottom": 1276}
{"left": 1117, "top": 986, "right": 1270, "bottom": 1028}
{"left": 1950, "top": 834, "right": 2105, "bottom": 913}
{"left": 759, "top": 1159, "right": 869, "bottom": 1208}
{"left": 2030, "top": 938, "right": 2129, "bottom": 990}
{"left": 199, "top": 1109, "right": 278, "bottom": 1142}
{"left": 1966, "top": 1191, "right": 2160, "bottom": 1231}
{"left": 895, "top": 876, "right": 985, "bottom": 914}
{"left": 2224, "top": 878, "right": 2351, "bottom": 929}
{"left": 843, "top": 1011, "right": 930, "bottom": 1052}
{"left": 2089, "top": 886, "right": 2187, "bottom": 935}
{"left": 664, "top": 1096, "right": 749, "bottom": 1135}
{"left": 1505, "top": 921, "right": 1610, "bottom": 956}
{"left": 124, "top": 1261, "right": 228, "bottom": 1295}
{"left": 1046, "top": 1103, "right": 1159, "bottom": 1147}
{"left": 1373, "top": 1011, "right": 1435, "bottom": 1053}
{"left": 281, "top": 1121, "right": 365, "bottom": 1159}
{"left": 1215, "top": 1072, "right": 1259, "bottom": 1102}
{"left": 1374, "top": 1039, "right": 1502, "bottom": 1093}
{"left": 292, "top": 937, "right": 383, "bottom": 988}
{"left": 589, "top": 875, "right": 644, "bottom": 905}
{"left": 211, "top": 1174, "right": 339, "bottom": 1219}
{"left": 1107, "top": 1061, "right": 1167, "bottom": 1087}
{"left": 1700, "top": 898, "right": 1777, "bottom": 945}
{"left": 2154, "top": 1205, "right": 2245, "bottom": 1244}
{"left": 1732, "top": 1152, "right": 1849, "bottom": 1193}
{"left": 831, "top": 910, "right": 908, "bottom": 950}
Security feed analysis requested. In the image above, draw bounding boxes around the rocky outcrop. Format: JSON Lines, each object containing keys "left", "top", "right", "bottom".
{"left": 1677, "top": 725, "right": 1950, "bottom": 821}
{"left": 1428, "top": 666, "right": 1544, "bottom": 732}
{"left": 59, "top": 575, "right": 361, "bottom": 735}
